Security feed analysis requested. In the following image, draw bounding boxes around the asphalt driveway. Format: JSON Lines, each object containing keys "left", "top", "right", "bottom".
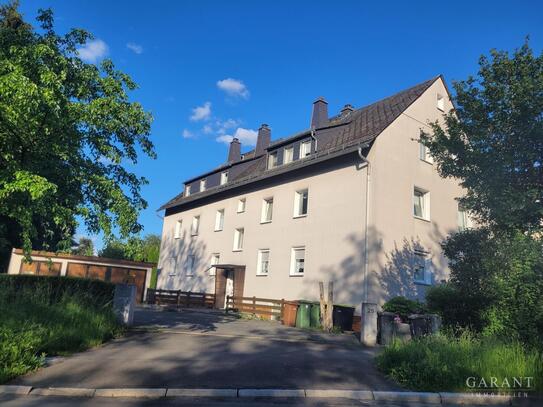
{"left": 10, "top": 307, "right": 398, "bottom": 390}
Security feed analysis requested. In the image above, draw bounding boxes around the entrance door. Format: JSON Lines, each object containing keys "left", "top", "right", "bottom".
{"left": 224, "top": 270, "right": 234, "bottom": 308}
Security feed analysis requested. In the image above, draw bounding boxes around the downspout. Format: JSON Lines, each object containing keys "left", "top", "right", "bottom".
{"left": 358, "top": 145, "right": 371, "bottom": 303}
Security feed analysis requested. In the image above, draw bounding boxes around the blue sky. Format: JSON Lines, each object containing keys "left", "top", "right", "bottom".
{"left": 14, "top": 0, "right": 543, "bottom": 249}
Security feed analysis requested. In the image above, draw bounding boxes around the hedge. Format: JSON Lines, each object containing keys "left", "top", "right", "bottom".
{"left": 0, "top": 274, "right": 115, "bottom": 308}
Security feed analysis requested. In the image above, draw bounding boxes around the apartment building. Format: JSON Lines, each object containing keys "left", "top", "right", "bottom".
{"left": 157, "top": 76, "right": 467, "bottom": 311}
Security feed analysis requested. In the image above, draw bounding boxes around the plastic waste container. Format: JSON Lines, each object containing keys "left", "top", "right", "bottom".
{"left": 333, "top": 305, "right": 355, "bottom": 331}
{"left": 282, "top": 301, "right": 298, "bottom": 327}
{"left": 309, "top": 302, "right": 321, "bottom": 328}
{"left": 296, "top": 301, "right": 312, "bottom": 328}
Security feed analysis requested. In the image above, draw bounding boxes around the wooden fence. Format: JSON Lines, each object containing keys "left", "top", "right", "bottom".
{"left": 147, "top": 288, "right": 215, "bottom": 308}
{"left": 226, "top": 295, "right": 284, "bottom": 319}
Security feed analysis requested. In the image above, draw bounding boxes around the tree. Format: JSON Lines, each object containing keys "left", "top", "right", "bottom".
{"left": 72, "top": 237, "right": 94, "bottom": 257}
{"left": 99, "top": 234, "right": 160, "bottom": 263}
{"left": 422, "top": 41, "right": 542, "bottom": 234}
{"left": 0, "top": 2, "right": 155, "bottom": 264}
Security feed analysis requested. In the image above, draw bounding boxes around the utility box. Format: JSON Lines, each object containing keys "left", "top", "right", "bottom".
{"left": 360, "top": 302, "right": 378, "bottom": 346}
{"left": 114, "top": 284, "right": 136, "bottom": 326}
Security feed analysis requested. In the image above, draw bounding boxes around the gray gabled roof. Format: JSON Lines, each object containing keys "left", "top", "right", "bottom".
{"left": 160, "top": 76, "right": 440, "bottom": 211}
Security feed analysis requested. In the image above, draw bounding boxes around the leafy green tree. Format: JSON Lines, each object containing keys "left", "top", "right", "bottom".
{"left": 0, "top": 2, "right": 155, "bottom": 263}
{"left": 422, "top": 41, "right": 542, "bottom": 233}
{"left": 72, "top": 237, "right": 94, "bottom": 257}
{"left": 99, "top": 234, "right": 160, "bottom": 263}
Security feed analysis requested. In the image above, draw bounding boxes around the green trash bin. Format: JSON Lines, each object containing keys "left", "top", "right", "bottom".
{"left": 296, "top": 301, "right": 312, "bottom": 328}
{"left": 310, "top": 302, "right": 321, "bottom": 328}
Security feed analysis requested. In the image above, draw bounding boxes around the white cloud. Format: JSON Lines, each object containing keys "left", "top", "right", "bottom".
{"left": 202, "top": 125, "right": 213, "bottom": 134}
{"left": 217, "top": 78, "right": 250, "bottom": 99}
{"left": 216, "top": 127, "right": 258, "bottom": 146}
{"left": 190, "top": 102, "right": 212, "bottom": 122}
{"left": 126, "top": 42, "right": 143, "bottom": 54}
{"left": 182, "top": 129, "right": 195, "bottom": 139}
{"left": 77, "top": 39, "right": 109, "bottom": 63}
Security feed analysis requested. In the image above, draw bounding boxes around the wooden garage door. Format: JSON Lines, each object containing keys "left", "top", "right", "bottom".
{"left": 20, "top": 261, "right": 61, "bottom": 276}
{"left": 67, "top": 262, "right": 146, "bottom": 303}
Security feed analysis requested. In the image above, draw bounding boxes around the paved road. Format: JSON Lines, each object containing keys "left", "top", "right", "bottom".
{"left": 10, "top": 307, "right": 396, "bottom": 390}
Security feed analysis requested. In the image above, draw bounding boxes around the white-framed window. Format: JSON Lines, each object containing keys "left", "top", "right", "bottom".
{"left": 233, "top": 228, "right": 244, "bottom": 251}
{"left": 290, "top": 247, "right": 305, "bottom": 276}
{"left": 185, "top": 184, "right": 191, "bottom": 196}
{"left": 414, "top": 252, "right": 433, "bottom": 285}
{"left": 284, "top": 146, "right": 294, "bottom": 164}
{"left": 215, "top": 209, "right": 225, "bottom": 231}
{"left": 419, "top": 142, "right": 433, "bottom": 163}
{"left": 174, "top": 220, "right": 182, "bottom": 239}
{"left": 268, "top": 152, "right": 278, "bottom": 169}
{"left": 237, "top": 198, "right": 246, "bottom": 213}
{"left": 191, "top": 215, "right": 200, "bottom": 235}
{"left": 300, "top": 140, "right": 311, "bottom": 158}
{"left": 261, "top": 197, "right": 273, "bottom": 223}
{"left": 413, "top": 188, "right": 430, "bottom": 220}
{"left": 294, "top": 189, "right": 308, "bottom": 217}
{"left": 220, "top": 171, "right": 228, "bottom": 185}
{"left": 458, "top": 204, "right": 470, "bottom": 231}
{"left": 165, "top": 257, "right": 177, "bottom": 277}
{"left": 437, "top": 93, "right": 445, "bottom": 111}
{"left": 200, "top": 179, "right": 207, "bottom": 192}
{"left": 186, "top": 254, "right": 195, "bottom": 276}
{"left": 256, "top": 249, "right": 270, "bottom": 275}
{"left": 210, "top": 253, "right": 220, "bottom": 276}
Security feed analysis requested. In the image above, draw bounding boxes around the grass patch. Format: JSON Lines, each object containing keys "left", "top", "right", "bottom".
{"left": 376, "top": 332, "right": 543, "bottom": 393}
{"left": 0, "top": 276, "right": 122, "bottom": 383}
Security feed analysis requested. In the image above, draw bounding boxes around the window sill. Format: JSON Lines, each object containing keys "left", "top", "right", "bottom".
{"left": 191, "top": 233, "right": 199, "bottom": 237}
{"left": 214, "top": 229, "right": 223, "bottom": 232}
{"left": 414, "top": 216, "right": 431, "bottom": 223}
{"left": 260, "top": 220, "right": 272, "bottom": 224}
{"left": 420, "top": 159, "right": 433, "bottom": 165}
{"left": 237, "top": 211, "right": 245, "bottom": 214}
{"left": 232, "top": 249, "right": 243, "bottom": 252}
{"left": 293, "top": 214, "right": 307, "bottom": 219}
{"left": 289, "top": 273, "right": 304, "bottom": 277}
{"left": 256, "top": 273, "right": 268, "bottom": 277}
{"left": 414, "top": 280, "right": 432, "bottom": 286}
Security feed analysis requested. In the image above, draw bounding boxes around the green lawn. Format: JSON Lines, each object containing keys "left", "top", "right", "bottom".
{"left": 376, "top": 332, "right": 543, "bottom": 393}
{"left": 0, "top": 276, "right": 122, "bottom": 383}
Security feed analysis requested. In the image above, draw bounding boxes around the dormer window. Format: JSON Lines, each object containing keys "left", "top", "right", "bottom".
{"left": 220, "top": 171, "right": 228, "bottom": 185}
{"left": 300, "top": 140, "right": 311, "bottom": 158}
{"left": 284, "top": 146, "right": 294, "bottom": 164}
{"left": 268, "top": 152, "right": 278, "bottom": 169}
{"left": 200, "top": 179, "right": 207, "bottom": 192}
{"left": 185, "top": 184, "right": 191, "bottom": 196}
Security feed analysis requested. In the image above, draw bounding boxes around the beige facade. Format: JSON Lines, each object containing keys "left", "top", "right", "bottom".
{"left": 158, "top": 77, "right": 464, "bottom": 312}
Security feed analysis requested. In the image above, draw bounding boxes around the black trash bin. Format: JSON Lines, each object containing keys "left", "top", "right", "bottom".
{"left": 332, "top": 305, "right": 355, "bottom": 331}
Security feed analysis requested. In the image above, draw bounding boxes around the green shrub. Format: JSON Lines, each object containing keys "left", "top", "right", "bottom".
{"left": 0, "top": 275, "right": 121, "bottom": 383}
{"left": 0, "top": 274, "right": 115, "bottom": 308}
{"left": 376, "top": 332, "right": 543, "bottom": 393}
{"left": 382, "top": 296, "right": 427, "bottom": 322}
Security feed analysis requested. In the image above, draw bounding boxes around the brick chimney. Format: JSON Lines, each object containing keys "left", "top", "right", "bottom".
{"left": 340, "top": 104, "right": 354, "bottom": 117}
{"left": 255, "top": 124, "right": 271, "bottom": 155}
{"left": 228, "top": 137, "right": 241, "bottom": 162}
{"left": 311, "top": 97, "right": 328, "bottom": 128}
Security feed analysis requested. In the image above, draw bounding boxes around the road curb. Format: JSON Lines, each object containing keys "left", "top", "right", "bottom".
{"left": 2, "top": 385, "right": 529, "bottom": 404}
{"left": 30, "top": 387, "right": 95, "bottom": 397}
{"left": 94, "top": 388, "right": 167, "bottom": 398}
{"left": 374, "top": 391, "right": 441, "bottom": 403}
{"left": 166, "top": 388, "right": 238, "bottom": 397}
{"left": 238, "top": 389, "right": 306, "bottom": 398}
{"left": 0, "top": 385, "right": 33, "bottom": 395}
